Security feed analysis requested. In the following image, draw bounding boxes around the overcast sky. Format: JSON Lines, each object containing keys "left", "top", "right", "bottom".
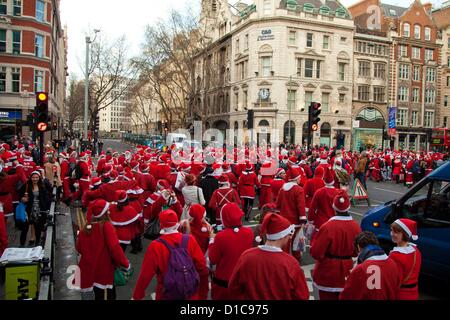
{"left": 60, "top": 0, "right": 445, "bottom": 79}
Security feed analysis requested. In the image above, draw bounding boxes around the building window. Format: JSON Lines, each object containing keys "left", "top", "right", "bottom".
{"left": 0, "top": 67, "right": 6, "bottom": 92}
{"left": 414, "top": 25, "right": 421, "bottom": 39}
{"left": 234, "top": 92, "right": 239, "bottom": 109}
{"left": 411, "top": 111, "right": 419, "bottom": 126}
{"left": 263, "top": 0, "right": 271, "bottom": 15}
{"left": 444, "top": 95, "right": 448, "bottom": 107}
{"left": 398, "top": 87, "right": 409, "bottom": 102}
{"left": 245, "top": 34, "right": 249, "bottom": 50}
{"left": 12, "top": 30, "right": 21, "bottom": 54}
{"left": 373, "top": 87, "right": 385, "bottom": 102}
{"left": 34, "top": 69, "right": 44, "bottom": 92}
{"left": 339, "top": 93, "right": 345, "bottom": 103}
{"left": 35, "top": 34, "right": 44, "bottom": 58}
{"left": 340, "top": 37, "right": 347, "bottom": 43}
{"left": 424, "top": 27, "right": 431, "bottom": 41}
{"left": 261, "top": 56, "right": 271, "bottom": 77}
{"left": 11, "top": 67, "right": 20, "bottom": 93}
{"left": 397, "top": 109, "right": 408, "bottom": 127}
{"left": 0, "top": 0, "right": 6, "bottom": 15}
{"left": 287, "top": 89, "right": 296, "bottom": 111}
{"left": 323, "top": 35, "right": 329, "bottom": 50}
{"left": 36, "top": 0, "right": 45, "bottom": 22}
{"left": 289, "top": 30, "right": 296, "bottom": 46}
{"left": 444, "top": 117, "right": 448, "bottom": 127}
{"left": 413, "top": 66, "right": 420, "bottom": 81}
{"left": 13, "top": 0, "right": 21, "bottom": 16}
{"left": 358, "top": 85, "right": 370, "bottom": 101}
{"left": 399, "top": 45, "right": 407, "bottom": 57}
{"left": 425, "top": 89, "right": 435, "bottom": 104}
{"left": 0, "top": 30, "right": 5, "bottom": 53}
{"left": 304, "top": 59, "right": 314, "bottom": 78}
{"left": 316, "top": 61, "right": 321, "bottom": 79}
{"left": 424, "top": 111, "right": 434, "bottom": 128}
{"left": 374, "top": 63, "right": 386, "bottom": 79}
{"left": 243, "top": 90, "right": 248, "bottom": 108}
{"left": 403, "top": 23, "right": 410, "bottom": 37}
{"left": 448, "top": 57, "right": 450, "bottom": 68}
{"left": 425, "top": 49, "right": 433, "bottom": 61}
{"left": 399, "top": 64, "right": 410, "bottom": 80}
{"left": 426, "top": 68, "right": 435, "bottom": 82}
{"left": 412, "top": 47, "right": 420, "bottom": 59}
{"left": 306, "top": 33, "right": 313, "bottom": 48}
{"left": 448, "top": 76, "right": 450, "bottom": 87}
{"left": 338, "top": 63, "right": 345, "bottom": 81}
{"left": 412, "top": 88, "right": 420, "bottom": 103}
{"left": 358, "top": 61, "right": 370, "bottom": 77}
{"left": 321, "top": 93, "right": 329, "bottom": 112}
{"left": 305, "top": 91, "right": 312, "bottom": 109}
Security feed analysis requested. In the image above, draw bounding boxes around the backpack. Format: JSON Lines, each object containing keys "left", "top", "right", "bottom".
{"left": 157, "top": 234, "right": 200, "bottom": 300}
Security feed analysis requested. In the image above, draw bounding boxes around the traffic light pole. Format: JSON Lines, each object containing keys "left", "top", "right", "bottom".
{"left": 307, "top": 106, "right": 312, "bottom": 150}
{"left": 39, "top": 131, "right": 44, "bottom": 166}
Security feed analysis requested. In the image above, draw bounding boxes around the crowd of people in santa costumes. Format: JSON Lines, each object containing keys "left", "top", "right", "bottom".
{"left": 1, "top": 137, "right": 438, "bottom": 300}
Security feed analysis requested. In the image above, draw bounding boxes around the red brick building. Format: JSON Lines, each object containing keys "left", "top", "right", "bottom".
{"left": 350, "top": 0, "right": 441, "bottom": 151}
{"left": 0, "top": 0, "right": 67, "bottom": 141}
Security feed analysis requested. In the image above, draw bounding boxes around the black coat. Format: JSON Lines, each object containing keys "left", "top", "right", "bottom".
{"left": 199, "top": 167, "right": 219, "bottom": 204}
{"left": 19, "top": 183, "right": 51, "bottom": 216}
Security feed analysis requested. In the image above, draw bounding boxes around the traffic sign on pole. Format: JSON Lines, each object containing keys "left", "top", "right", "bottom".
{"left": 350, "top": 178, "right": 370, "bottom": 206}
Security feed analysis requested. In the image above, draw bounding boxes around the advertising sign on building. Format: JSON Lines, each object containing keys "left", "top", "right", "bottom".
{"left": 257, "top": 29, "right": 275, "bottom": 41}
{"left": 388, "top": 106, "right": 397, "bottom": 136}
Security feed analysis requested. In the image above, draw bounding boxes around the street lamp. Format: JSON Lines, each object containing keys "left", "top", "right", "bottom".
{"left": 84, "top": 29, "right": 100, "bottom": 145}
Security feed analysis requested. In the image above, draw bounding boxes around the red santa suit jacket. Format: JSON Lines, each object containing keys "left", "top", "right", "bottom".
{"left": 276, "top": 182, "right": 306, "bottom": 224}
{"left": 303, "top": 177, "right": 325, "bottom": 209}
{"left": 238, "top": 171, "right": 259, "bottom": 199}
{"left": 223, "top": 171, "right": 238, "bottom": 188}
{"left": 340, "top": 254, "right": 402, "bottom": 300}
{"left": 132, "top": 232, "right": 209, "bottom": 300}
{"left": 0, "top": 209, "right": 8, "bottom": 255}
{"left": 208, "top": 186, "right": 241, "bottom": 220}
{"left": 109, "top": 203, "right": 140, "bottom": 245}
{"left": 310, "top": 216, "right": 361, "bottom": 293}
{"left": 153, "top": 163, "right": 171, "bottom": 181}
{"left": 83, "top": 180, "right": 140, "bottom": 203}
{"left": 270, "top": 178, "right": 285, "bottom": 203}
{"left": 308, "top": 186, "right": 341, "bottom": 230}
{"left": 389, "top": 244, "right": 422, "bottom": 300}
{"left": 76, "top": 221, "right": 129, "bottom": 291}
{"left": 136, "top": 172, "right": 156, "bottom": 198}
{"left": 228, "top": 246, "right": 309, "bottom": 300}
{"left": 150, "top": 193, "right": 183, "bottom": 220}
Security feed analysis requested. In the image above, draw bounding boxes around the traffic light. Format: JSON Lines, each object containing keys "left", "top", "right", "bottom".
{"left": 94, "top": 114, "right": 100, "bottom": 131}
{"left": 164, "top": 121, "right": 169, "bottom": 132}
{"left": 35, "top": 92, "right": 49, "bottom": 132}
{"left": 247, "top": 110, "right": 254, "bottom": 129}
{"left": 26, "top": 112, "right": 35, "bottom": 126}
{"left": 52, "top": 119, "right": 58, "bottom": 130}
{"left": 309, "top": 102, "right": 321, "bottom": 132}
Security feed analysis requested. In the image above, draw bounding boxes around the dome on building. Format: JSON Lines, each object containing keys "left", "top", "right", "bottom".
{"left": 280, "top": 0, "right": 351, "bottom": 19}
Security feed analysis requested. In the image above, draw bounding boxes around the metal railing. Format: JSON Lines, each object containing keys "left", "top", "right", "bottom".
{"left": 38, "top": 186, "right": 57, "bottom": 300}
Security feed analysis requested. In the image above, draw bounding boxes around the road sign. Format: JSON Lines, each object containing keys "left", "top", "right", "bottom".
{"left": 351, "top": 178, "right": 370, "bottom": 206}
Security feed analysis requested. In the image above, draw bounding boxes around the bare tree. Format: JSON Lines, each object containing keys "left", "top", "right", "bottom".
{"left": 65, "top": 75, "right": 85, "bottom": 132}
{"left": 86, "top": 35, "right": 137, "bottom": 131}
{"left": 127, "top": 78, "right": 157, "bottom": 135}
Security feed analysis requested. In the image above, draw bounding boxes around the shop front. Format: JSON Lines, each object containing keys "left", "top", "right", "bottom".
{"left": 0, "top": 110, "right": 22, "bottom": 140}
{"left": 352, "top": 107, "right": 387, "bottom": 152}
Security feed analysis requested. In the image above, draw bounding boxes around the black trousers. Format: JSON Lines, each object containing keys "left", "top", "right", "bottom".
{"left": 206, "top": 207, "right": 216, "bottom": 225}
{"left": 93, "top": 286, "right": 116, "bottom": 300}
{"left": 243, "top": 198, "right": 254, "bottom": 220}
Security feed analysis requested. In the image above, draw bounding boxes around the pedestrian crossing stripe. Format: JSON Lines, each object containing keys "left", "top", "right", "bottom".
{"left": 351, "top": 179, "right": 369, "bottom": 200}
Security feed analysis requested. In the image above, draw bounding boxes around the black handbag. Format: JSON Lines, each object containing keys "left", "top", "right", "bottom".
{"left": 143, "top": 217, "right": 160, "bottom": 240}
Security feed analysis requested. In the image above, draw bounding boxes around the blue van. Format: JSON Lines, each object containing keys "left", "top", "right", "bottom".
{"left": 361, "top": 161, "right": 450, "bottom": 280}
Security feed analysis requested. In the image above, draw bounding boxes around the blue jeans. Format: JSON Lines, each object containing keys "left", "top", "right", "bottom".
{"left": 356, "top": 173, "right": 367, "bottom": 190}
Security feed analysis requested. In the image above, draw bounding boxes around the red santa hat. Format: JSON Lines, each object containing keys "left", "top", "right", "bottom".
{"left": 314, "top": 166, "right": 325, "bottom": 178}
{"left": 245, "top": 162, "right": 253, "bottom": 171}
{"left": 220, "top": 203, "right": 243, "bottom": 233}
{"left": 159, "top": 209, "right": 180, "bottom": 234}
{"left": 79, "top": 152, "right": 88, "bottom": 160}
{"left": 324, "top": 172, "right": 335, "bottom": 186}
{"left": 320, "top": 153, "right": 328, "bottom": 160}
{"left": 287, "top": 168, "right": 301, "bottom": 182}
{"left": 104, "top": 163, "right": 113, "bottom": 174}
{"left": 8, "top": 153, "right": 18, "bottom": 162}
{"left": 189, "top": 204, "right": 208, "bottom": 233}
{"left": 110, "top": 170, "right": 119, "bottom": 181}
{"left": 139, "top": 163, "right": 149, "bottom": 173}
{"left": 288, "top": 156, "right": 298, "bottom": 166}
{"left": 130, "top": 161, "right": 139, "bottom": 172}
{"left": 30, "top": 170, "right": 41, "bottom": 177}
{"left": 123, "top": 170, "right": 134, "bottom": 181}
{"left": 332, "top": 192, "right": 351, "bottom": 213}
{"left": 115, "top": 190, "right": 128, "bottom": 203}
{"left": 157, "top": 179, "right": 170, "bottom": 190}
{"left": 275, "top": 168, "right": 285, "bottom": 178}
{"left": 90, "top": 177, "right": 102, "bottom": 189}
{"left": 260, "top": 213, "right": 295, "bottom": 241}
{"left": 0, "top": 143, "right": 10, "bottom": 151}
{"left": 222, "top": 162, "right": 231, "bottom": 171}
{"left": 86, "top": 199, "right": 110, "bottom": 229}
{"left": 218, "top": 175, "right": 230, "bottom": 186}
{"left": 117, "top": 165, "right": 124, "bottom": 175}
{"left": 393, "top": 218, "right": 418, "bottom": 241}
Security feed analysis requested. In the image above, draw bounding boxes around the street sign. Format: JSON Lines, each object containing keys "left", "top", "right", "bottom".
{"left": 351, "top": 178, "right": 370, "bottom": 206}
{"left": 5, "top": 263, "right": 40, "bottom": 300}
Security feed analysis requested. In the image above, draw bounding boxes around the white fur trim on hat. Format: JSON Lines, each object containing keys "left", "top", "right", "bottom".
{"left": 31, "top": 170, "right": 41, "bottom": 177}
{"left": 394, "top": 219, "right": 417, "bottom": 240}
{"left": 201, "top": 227, "right": 208, "bottom": 233}
{"left": 255, "top": 236, "right": 262, "bottom": 243}
{"left": 93, "top": 202, "right": 110, "bottom": 219}
{"left": 233, "top": 227, "right": 239, "bottom": 233}
{"left": 266, "top": 224, "right": 295, "bottom": 241}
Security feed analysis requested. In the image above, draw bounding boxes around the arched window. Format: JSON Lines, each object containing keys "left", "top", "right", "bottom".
{"left": 414, "top": 25, "right": 421, "bottom": 39}
{"left": 259, "top": 119, "right": 270, "bottom": 127}
{"left": 335, "top": 7, "right": 348, "bottom": 18}
{"left": 403, "top": 23, "right": 410, "bottom": 37}
{"left": 320, "top": 123, "right": 331, "bottom": 147}
{"left": 425, "top": 27, "right": 431, "bottom": 41}
{"left": 284, "top": 121, "right": 296, "bottom": 144}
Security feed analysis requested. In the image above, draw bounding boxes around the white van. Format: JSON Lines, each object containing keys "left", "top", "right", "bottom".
{"left": 166, "top": 133, "right": 187, "bottom": 148}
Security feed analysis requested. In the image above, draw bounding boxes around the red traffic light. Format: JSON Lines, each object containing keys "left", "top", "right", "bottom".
{"left": 37, "top": 122, "right": 48, "bottom": 132}
{"left": 311, "top": 124, "right": 319, "bottom": 131}
{"left": 312, "top": 102, "right": 321, "bottom": 110}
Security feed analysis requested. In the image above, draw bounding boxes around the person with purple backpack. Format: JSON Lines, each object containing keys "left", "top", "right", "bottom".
{"left": 132, "top": 209, "right": 209, "bottom": 300}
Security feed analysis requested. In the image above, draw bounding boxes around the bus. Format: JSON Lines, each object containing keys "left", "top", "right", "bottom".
{"left": 431, "top": 128, "right": 450, "bottom": 152}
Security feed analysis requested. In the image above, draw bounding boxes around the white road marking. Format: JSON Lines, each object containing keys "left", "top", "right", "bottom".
{"left": 301, "top": 263, "right": 315, "bottom": 300}
{"left": 373, "top": 187, "right": 404, "bottom": 195}
{"left": 349, "top": 210, "right": 364, "bottom": 217}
